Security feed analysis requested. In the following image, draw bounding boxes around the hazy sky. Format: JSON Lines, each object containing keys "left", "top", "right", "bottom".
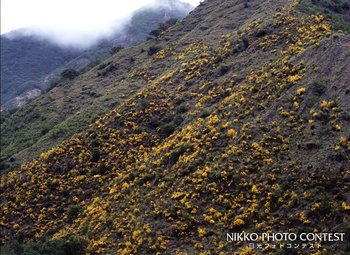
{"left": 1, "top": 0, "right": 200, "bottom": 47}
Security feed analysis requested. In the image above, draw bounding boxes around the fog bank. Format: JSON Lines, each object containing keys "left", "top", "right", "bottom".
{"left": 1, "top": 0, "right": 201, "bottom": 48}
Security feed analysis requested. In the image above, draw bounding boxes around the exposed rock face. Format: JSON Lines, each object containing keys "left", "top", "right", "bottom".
{"left": 1, "top": 88, "right": 41, "bottom": 111}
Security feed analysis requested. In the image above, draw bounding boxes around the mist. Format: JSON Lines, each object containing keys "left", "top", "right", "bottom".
{"left": 1, "top": 0, "right": 201, "bottom": 49}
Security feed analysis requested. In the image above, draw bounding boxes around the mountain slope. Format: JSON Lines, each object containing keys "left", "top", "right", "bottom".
{"left": 1, "top": 0, "right": 350, "bottom": 254}
{"left": 0, "top": 44, "right": 147, "bottom": 169}
{"left": 0, "top": 0, "right": 192, "bottom": 111}
{"left": 297, "top": 0, "right": 350, "bottom": 32}
{"left": 0, "top": 2, "right": 193, "bottom": 168}
{"left": 0, "top": 34, "right": 81, "bottom": 105}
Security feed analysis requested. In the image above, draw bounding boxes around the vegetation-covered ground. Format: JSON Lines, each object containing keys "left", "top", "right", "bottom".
{"left": 0, "top": 3, "right": 193, "bottom": 170}
{"left": 0, "top": 0, "right": 191, "bottom": 111}
{"left": 1, "top": 0, "right": 349, "bottom": 254}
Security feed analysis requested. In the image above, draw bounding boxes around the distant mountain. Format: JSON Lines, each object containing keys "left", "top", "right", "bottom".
{"left": 0, "top": 35, "right": 82, "bottom": 107}
{"left": 0, "top": 0, "right": 193, "bottom": 111}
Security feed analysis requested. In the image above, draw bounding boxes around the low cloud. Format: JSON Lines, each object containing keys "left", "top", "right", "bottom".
{"left": 2, "top": 0, "right": 200, "bottom": 49}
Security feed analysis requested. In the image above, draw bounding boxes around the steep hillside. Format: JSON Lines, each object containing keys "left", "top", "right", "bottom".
{"left": 0, "top": 43, "right": 148, "bottom": 170}
{"left": 297, "top": 0, "right": 350, "bottom": 32}
{"left": 0, "top": 3, "right": 192, "bottom": 168}
{"left": 1, "top": 0, "right": 350, "bottom": 254}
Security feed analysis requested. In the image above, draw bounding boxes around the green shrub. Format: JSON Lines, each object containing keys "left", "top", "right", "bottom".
{"left": 312, "top": 81, "right": 326, "bottom": 95}
{"left": 60, "top": 69, "right": 79, "bottom": 80}
{"left": 0, "top": 240, "right": 22, "bottom": 255}
{"left": 89, "top": 138, "right": 99, "bottom": 148}
{"left": 159, "top": 114, "right": 183, "bottom": 138}
{"left": 163, "top": 143, "right": 194, "bottom": 165}
{"left": 91, "top": 163, "right": 109, "bottom": 175}
{"left": 173, "top": 115, "right": 184, "bottom": 126}
{"left": 149, "top": 18, "right": 178, "bottom": 38}
{"left": 149, "top": 29, "right": 162, "bottom": 37}
{"left": 48, "top": 127, "right": 65, "bottom": 139}
{"left": 46, "top": 179, "right": 60, "bottom": 191}
{"left": 109, "top": 45, "right": 124, "bottom": 55}
{"left": 242, "top": 36, "right": 250, "bottom": 48}
{"left": 148, "top": 45, "right": 162, "bottom": 56}
{"left": 67, "top": 205, "right": 83, "bottom": 222}
{"left": 97, "top": 64, "right": 117, "bottom": 77}
{"left": 91, "top": 148, "right": 100, "bottom": 162}
{"left": 138, "top": 173, "right": 156, "bottom": 185}
{"left": 200, "top": 110, "right": 210, "bottom": 118}
{"left": 160, "top": 122, "right": 177, "bottom": 138}
{"left": 0, "top": 236, "right": 88, "bottom": 255}
{"left": 175, "top": 103, "right": 187, "bottom": 113}
{"left": 0, "top": 161, "right": 11, "bottom": 172}
{"left": 253, "top": 27, "right": 270, "bottom": 37}
{"left": 159, "top": 19, "right": 178, "bottom": 30}
{"left": 233, "top": 36, "right": 250, "bottom": 53}
{"left": 218, "top": 64, "right": 230, "bottom": 76}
